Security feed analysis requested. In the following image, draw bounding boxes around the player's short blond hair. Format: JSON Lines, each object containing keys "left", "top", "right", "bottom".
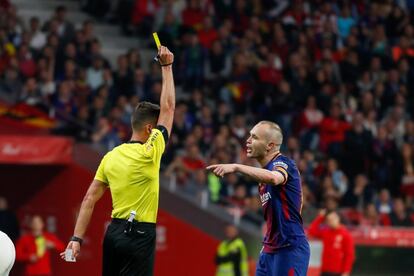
{"left": 258, "top": 121, "right": 283, "bottom": 149}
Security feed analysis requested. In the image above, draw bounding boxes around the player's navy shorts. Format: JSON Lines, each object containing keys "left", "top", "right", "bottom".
{"left": 256, "top": 240, "right": 310, "bottom": 276}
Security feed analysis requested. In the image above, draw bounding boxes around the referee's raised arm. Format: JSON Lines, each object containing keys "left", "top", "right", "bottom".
{"left": 157, "top": 46, "right": 175, "bottom": 137}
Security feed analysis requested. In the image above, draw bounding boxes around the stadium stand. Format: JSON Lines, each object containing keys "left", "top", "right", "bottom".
{"left": 1, "top": 0, "right": 414, "bottom": 274}
{"left": 21, "top": 0, "right": 413, "bottom": 228}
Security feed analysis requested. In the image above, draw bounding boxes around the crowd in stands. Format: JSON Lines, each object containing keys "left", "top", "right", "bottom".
{"left": 1, "top": 0, "right": 414, "bottom": 227}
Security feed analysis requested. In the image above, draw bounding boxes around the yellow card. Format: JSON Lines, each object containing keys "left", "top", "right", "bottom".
{"left": 153, "top": 32, "right": 161, "bottom": 50}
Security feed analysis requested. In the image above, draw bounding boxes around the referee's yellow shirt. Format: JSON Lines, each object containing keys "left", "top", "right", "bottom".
{"left": 94, "top": 126, "right": 167, "bottom": 223}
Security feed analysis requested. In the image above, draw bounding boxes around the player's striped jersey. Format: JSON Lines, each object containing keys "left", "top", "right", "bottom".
{"left": 259, "top": 153, "right": 307, "bottom": 253}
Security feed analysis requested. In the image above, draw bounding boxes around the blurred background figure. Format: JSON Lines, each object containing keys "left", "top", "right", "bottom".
{"left": 15, "top": 215, "right": 64, "bottom": 276}
{"left": 215, "top": 225, "right": 248, "bottom": 276}
{"left": 0, "top": 230, "right": 15, "bottom": 276}
{"left": 308, "top": 210, "right": 355, "bottom": 276}
{"left": 0, "top": 197, "right": 20, "bottom": 242}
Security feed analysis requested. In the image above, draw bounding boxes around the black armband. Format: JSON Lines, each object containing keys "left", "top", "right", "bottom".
{"left": 156, "top": 125, "right": 169, "bottom": 144}
{"left": 70, "top": 236, "right": 83, "bottom": 245}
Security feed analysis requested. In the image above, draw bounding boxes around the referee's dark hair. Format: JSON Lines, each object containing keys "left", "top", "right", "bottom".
{"left": 131, "top": 101, "right": 160, "bottom": 131}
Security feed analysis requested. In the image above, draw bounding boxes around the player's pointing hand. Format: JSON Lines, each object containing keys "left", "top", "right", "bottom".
{"left": 206, "top": 164, "right": 238, "bottom": 178}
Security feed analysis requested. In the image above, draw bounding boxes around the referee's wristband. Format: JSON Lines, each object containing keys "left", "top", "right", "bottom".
{"left": 70, "top": 236, "right": 83, "bottom": 245}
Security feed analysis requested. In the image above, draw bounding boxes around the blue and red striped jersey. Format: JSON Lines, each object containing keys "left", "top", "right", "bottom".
{"left": 259, "top": 153, "right": 307, "bottom": 253}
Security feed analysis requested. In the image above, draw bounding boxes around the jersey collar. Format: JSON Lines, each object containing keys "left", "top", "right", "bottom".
{"left": 126, "top": 140, "right": 143, "bottom": 144}
{"left": 263, "top": 152, "right": 281, "bottom": 168}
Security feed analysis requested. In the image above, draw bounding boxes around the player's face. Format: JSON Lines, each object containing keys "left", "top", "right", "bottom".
{"left": 246, "top": 124, "right": 268, "bottom": 159}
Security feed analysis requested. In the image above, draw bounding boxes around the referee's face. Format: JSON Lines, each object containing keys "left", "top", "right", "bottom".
{"left": 246, "top": 124, "right": 268, "bottom": 159}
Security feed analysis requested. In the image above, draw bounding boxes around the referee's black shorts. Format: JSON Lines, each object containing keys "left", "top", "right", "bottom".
{"left": 102, "top": 219, "right": 156, "bottom": 276}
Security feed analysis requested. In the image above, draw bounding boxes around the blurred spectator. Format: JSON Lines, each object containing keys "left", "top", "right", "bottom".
{"left": 389, "top": 198, "right": 413, "bottom": 226}
{"left": 342, "top": 112, "right": 373, "bottom": 179}
{"left": 371, "top": 125, "right": 399, "bottom": 191}
{"left": 180, "top": 33, "right": 206, "bottom": 90}
{"left": 0, "top": 68, "right": 22, "bottom": 103}
{"left": 17, "top": 44, "right": 36, "bottom": 78}
{"left": 182, "top": 169, "right": 208, "bottom": 200}
{"left": 337, "top": 6, "right": 355, "bottom": 40}
{"left": 42, "top": 5, "right": 75, "bottom": 43}
{"left": 28, "top": 17, "right": 46, "bottom": 51}
{"left": 400, "top": 143, "right": 414, "bottom": 196}
{"left": 205, "top": 40, "right": 231, "bottom": 87}
{"left": 113, "top": 54, "right": 134, "bottom": 98}
{"left": 301, "top": 184, "right": 318, "bottom": 224}
{"left": 342, "top": 174, "right": 374, "bottom": 210}
{"left": 0, "top": 197, "right": 20, "bottom": 242}
{"left": 360, "top": 203, "right": 391, "bottom": 226}
{"left": 308, "top": 210, "right": 355, "bottom": 276}
{"left": 324, "top": 197, "right": 340, "bottom": 212}
{"left": 91, "top": 117, "right": 121, "bottom": 151}
{"left": 86, "top": 56, "right": 105, "bottom": 91}
{"left": 228, "top": 185, "right": 248, "bottom": 210}
{"left": 198, "top": 16, "right": 217, "bottom": 49}
{"left": 376, "top": 189, "right": 393, "bottom": 215}
{"left": 131, "top": 0, "right": 158, "bottom": 37}
{"left": 15, "top": 215, "right": 65, "bottom": 276}
{"left": 181, "top": 0, "right": 206, "bottom": 31}
{"left": 297, "top": 96, "right": 324, "bottom": 150}
{"left": 165, "top": 143, "right": 206, "bottom": 185}
{"left": 19, "top": 77, "right": 44, "bottom": 109}
{"left": 326, "top": 158, "right": 348, "bottom": 197}
{"left": 215, "top": 225, "right": 248, "bottom": 276}
{"left": 319, "top": 104, "right": 350, "bottom": 155}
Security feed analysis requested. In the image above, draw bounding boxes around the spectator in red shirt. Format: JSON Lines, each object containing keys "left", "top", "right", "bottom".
{"left": 308, "top": 210, "right": 355, "bottom": 276}
{"left": 131, "top": 0, "right": 159, "bottom": 36}
{"left": 391, "top": 36, "right": 414, "bottom": 62}
{"left": 258, "top": 52, "right": 283, "bottom": 87}
{"left": 18, "top": 44, "right": 37, "bottom": 78}
{"left": 198, "top": 16, "right": 218, "bottom": 49}
{"left": 15, "top": 215, "right": 65, "bottom": 276}
{"left": 181, "top": 0, "right": 205, "bottom": 30}
{"left": 360, "top": 203, "right": 391, "bottom": 226}
{"left": 319, "top": 104, "right": 350, "bottom": 154}
{"left": 165, "top": 143, "right": 206, "bottom": 184}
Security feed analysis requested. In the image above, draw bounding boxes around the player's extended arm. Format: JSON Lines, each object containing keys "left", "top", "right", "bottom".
{"left": 157, "top": 46, "right": 175, "bottom": 136}
{"left": 206, "top": 163, "right": 285, "bottom": 185}
{"left": 60, "top": 179, "right": 106, "bottom": 259}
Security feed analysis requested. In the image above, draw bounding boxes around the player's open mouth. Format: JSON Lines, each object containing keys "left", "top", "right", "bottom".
{"left": 246, "top": 148, "right": 252, "bottom": 154}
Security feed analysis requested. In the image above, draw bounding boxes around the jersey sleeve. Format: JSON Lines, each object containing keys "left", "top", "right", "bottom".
{"left": 272, "top": 161, "right": 289, "bottom": 185}
{"left": 142, "top": 125, "right": 168, "bottom": 163}
{"left": 94, "top": 153, "right": 109, "bottom": 185}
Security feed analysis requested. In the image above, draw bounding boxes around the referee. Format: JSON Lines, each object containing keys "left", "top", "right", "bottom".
{"left": 60, "top": 46, "right": 175, "bottom": 276}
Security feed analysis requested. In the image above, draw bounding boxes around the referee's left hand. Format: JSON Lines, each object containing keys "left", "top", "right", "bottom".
{"left": 158, "top": 46, "right": 174, "bottom": 66}
{"left": 60, "top": 241, "right": 81, "bottom": 260}
{"left": 207, "top": 164, "right": 237, "bottom": 178}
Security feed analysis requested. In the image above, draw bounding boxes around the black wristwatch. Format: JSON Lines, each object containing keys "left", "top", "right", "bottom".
{"left": 70, "top": 236, "right": 83, "bottom": 245}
